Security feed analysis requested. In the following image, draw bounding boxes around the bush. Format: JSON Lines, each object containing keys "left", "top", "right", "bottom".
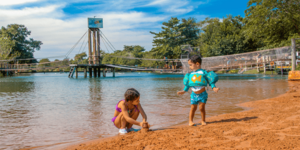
{"left": 216, "top": 70, "right": 226, "bottom": 74}
{"left": 228, "top": 69, "right": 239, "bottom": 74}
{"left": 296, "top": 63, "right": 300, "bottom": 70}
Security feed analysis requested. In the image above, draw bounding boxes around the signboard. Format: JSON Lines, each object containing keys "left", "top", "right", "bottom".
{"left": 88, "top": 18, "right": 103, "bottom": 28}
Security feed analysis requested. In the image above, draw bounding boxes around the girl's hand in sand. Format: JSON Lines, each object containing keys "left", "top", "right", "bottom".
{"left": 177, "top": 91, "right": 186, "bottom": 95}
{"left": 139, "top": 122, "right": 144, "bottom": 127}
{"left": 213, "top": 87, "right": 220, "bottom": 93}
{"left": 142, "top": 122, "right": 150, "bottom": 128}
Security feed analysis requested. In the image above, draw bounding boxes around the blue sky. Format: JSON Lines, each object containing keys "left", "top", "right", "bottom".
{"left": 0, "top": 0, "right": 249, "bottom": 60}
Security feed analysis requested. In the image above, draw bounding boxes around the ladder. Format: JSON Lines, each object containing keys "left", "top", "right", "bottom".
{"left": 238, "top": 68, "right": 245, "bottom": 74}
{"left": 68, "top": 67, "right": 76, "bottom": 78}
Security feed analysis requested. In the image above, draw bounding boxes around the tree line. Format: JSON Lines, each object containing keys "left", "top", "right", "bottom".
{"left": 1, "top": 0, "right": 299, "bottom": 69}
{"left": 100, "top": 0, "right": 300, "bottom": 67}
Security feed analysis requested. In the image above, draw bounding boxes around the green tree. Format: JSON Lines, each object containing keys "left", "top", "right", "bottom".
{"left": 39, "top": 58, "right": 50, "bottom": 63}
{"left": 74, "top": 52, "right": 87, "bottom": 64}
{"left": 0, "top": 36, "right": 19, "bottom": 60}
{"left": 140, "top": 51, "right": 162, "bottom": 68}
{"left": 62, "top": 58, "right": 70, "bottom": 66}
{"left": 244, "top": 0, "right": 300, "bottom": 48}
{"left": 150, "top": 17, "right": 200, "bottom": 59}
{"left": 39, "top": 58, "right": 50, "bottom": 67}
{"left": 198, "top": 16, "right": 257, "bottom": 57}
{"left": 102, "top": 45, "right": 145, "bottom": 66}
{"left": 0, "top": 24, "right": 42, "bottom": 63}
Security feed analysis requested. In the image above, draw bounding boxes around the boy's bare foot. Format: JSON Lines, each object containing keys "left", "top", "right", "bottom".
{"left": 189, "top": 122, "right": 195, "bottom": 126}
{"left": 201, "top": 121, "right": 207, "bottom": 126}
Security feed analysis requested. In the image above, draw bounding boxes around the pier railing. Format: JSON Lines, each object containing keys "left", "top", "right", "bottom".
{"left": 0, "top": 60, "right": 70, "bottom": 72}
{"left": 181, "top": 46, "right": 295, "bottom": 73}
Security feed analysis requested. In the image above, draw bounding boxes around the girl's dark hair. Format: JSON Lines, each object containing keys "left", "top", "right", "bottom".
{"left": 189, "top": 55, "right": 202, "bottom": 65}
{"left": 124, "top": 88, "right": 140, "bottom": 102}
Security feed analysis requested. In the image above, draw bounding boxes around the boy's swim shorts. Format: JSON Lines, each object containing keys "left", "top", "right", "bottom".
{"left": 190, "top": 91, "right": 208, "bottom": 105}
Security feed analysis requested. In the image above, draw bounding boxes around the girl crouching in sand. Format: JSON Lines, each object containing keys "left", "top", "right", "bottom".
{"left": 112, "top": 88, "right": 148, "bottom": 134}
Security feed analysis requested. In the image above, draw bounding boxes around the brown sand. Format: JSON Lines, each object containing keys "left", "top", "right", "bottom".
{"left": 64, "top": 81, "right": 300, "bottom": 150}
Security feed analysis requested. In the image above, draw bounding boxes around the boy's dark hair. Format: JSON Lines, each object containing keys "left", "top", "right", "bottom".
{"left": 124, "top": 88, "right": 140, "bottom": 102}
{"left": 189, "top": 55, "right": 202, "bottom": 65}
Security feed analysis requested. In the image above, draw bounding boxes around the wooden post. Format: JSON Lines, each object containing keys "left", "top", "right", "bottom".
{"left": 88, "top": 29, "right": 92, "bottom": 64}
{"left": 263, "top": 56, "right": 266, "bottom": 74}
{"left": 291, "top": 38, "right": 296, "bottom": 71}
{"left": 84, "top": 67, "right": 87, "bottom": 78}
{"left": 281, "top": 63, "right": 283, "bottom": 76}
{"left": 97, "top": 29, "right": 101, "bottom": 64}
{"left": 113, "top": 68, "right": 115, "bottom": 77}
{"left": 93, "top": 29, "right": 96, "bottom": 65}
{"left": 227, "top": 61, "right": 229, "bottom": 70}
{"left": 103, "top": 68, "right": 106, "bottom": 77}
{"left": 93, "top": 67, "right": 97, "bottom": 77}
{"left": 297, "top": 51, "right": 299, "bottom": 64}
{"left": 257, "top": 57, "right": 259, "bottom": 72}
{"left": 75, "top": 67, "right": 78, "bottom": 78}
{"left": 97, "top": 67, "right": 101, "bottom": 77}
{"left": 275, "top": 63, "right": 277, "bottom": 74}
{"left": 89, "top": 67, "right": 92, "bottom": 77}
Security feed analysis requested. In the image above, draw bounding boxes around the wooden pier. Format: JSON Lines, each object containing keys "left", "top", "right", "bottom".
{"left": 69, "top": 64, "right": 115, "bottom": 78}
{"left": 0, "top": 63, "right": 14, "bottom": 76}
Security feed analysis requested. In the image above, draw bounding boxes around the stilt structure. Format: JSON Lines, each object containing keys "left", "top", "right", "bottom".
{"left": 68, "top": 18, "right": 116, "bottom": 78}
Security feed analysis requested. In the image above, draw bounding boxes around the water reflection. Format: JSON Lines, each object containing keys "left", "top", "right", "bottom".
{"left": 0, "top": 80, "right": 37, "bottom": 149}
{"left": 85, "top": 79, "right": 104, "bottom": 138}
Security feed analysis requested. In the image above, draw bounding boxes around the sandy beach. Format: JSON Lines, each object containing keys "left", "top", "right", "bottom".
{"left": 64, "top": 81, "right": 300, "bottom": 150}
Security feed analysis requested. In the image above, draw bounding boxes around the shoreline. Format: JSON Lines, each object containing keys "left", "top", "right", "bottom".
{"left": 62, "top": 81, "right": 300, "bottom": 150}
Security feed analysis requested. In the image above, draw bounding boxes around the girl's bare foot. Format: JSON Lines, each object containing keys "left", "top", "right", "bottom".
{"left": 201, "top": 121, "right": 206, "bottom": 126}
{"left": 189, "top": 122, "right": 195, "bottom": 126}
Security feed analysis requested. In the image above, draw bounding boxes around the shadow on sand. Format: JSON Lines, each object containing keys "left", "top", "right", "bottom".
{"left": 148, "top": 116, "right": 258, "bottom": 131}
{"left": 207, "top": 116, "right": 258, "bottom": 124}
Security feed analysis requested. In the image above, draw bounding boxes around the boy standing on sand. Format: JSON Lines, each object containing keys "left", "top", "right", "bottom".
{"left": 177, "top": 55, "right": 220, "bottom": 126}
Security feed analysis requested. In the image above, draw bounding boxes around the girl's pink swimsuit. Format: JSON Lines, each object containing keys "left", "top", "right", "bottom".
{"left": 111, "top": 100, "right": 139, "bottom": 127}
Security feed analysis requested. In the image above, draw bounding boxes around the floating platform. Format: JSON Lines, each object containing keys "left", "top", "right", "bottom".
{"left": 288, "top": 71, "right": 300, "bottom": 81}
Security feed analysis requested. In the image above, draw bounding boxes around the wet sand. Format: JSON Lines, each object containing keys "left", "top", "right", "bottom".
{"left": 64, "top": 81, "right": 300, "bottom": 150}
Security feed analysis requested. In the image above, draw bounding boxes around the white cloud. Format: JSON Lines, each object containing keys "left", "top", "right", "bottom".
{"left": 166, "top": 6, "right": 194, "bottom": 13}
{"left": 0, "top": 0, "right": 208, "bottom": 60}
{"left": 0, "top": 5, "right": 166, "bottom": 60}
{"left": 0, "top": 0, "right": 40, "bottom": 6}
{"left": 146, "top": 0, "right": 197, "bottom": 14}
{"left": 147, "top": 0, "right": 170, "bottom": 6}
{"left": 0, "top": 5, "right": 63, "bottom": 18}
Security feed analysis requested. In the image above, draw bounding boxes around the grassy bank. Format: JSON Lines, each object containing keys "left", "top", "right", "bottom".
{"left": 216, "top": 69, "right": 278, "bottom": 75}
{"left": 243, "top": 69, "right": 276, "bottom": 75}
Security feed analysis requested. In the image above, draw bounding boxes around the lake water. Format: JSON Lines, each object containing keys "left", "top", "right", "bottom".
{"left": 0, "top": 72, "right": 289, "bottom": 150}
